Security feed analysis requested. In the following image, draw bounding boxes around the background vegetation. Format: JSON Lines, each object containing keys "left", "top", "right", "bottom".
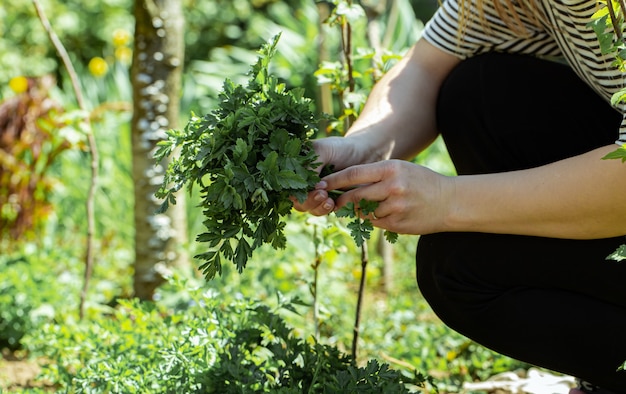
{"left": 0, "top": 0, "right": 530, "bottom": 392}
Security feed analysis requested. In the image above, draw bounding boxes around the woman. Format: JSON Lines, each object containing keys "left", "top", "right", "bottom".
{"left": 294, "top": 0, "right": 626, "bottom": 392}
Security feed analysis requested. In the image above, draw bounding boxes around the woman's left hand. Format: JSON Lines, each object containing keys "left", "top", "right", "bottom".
{"left": 322, "top": 160, "right": 455, "bottom": 235}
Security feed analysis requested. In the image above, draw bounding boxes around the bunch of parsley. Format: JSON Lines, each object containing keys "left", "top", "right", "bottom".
{"left": 155, "top": 34, "right": 320, "bottom": 279}
{"left": 156, "top": 34, "right": 394, "bottom": 281}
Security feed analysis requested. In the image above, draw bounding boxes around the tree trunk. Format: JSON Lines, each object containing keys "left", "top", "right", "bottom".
{"left": 131, "top": 0, "right": 188, "bottom": 300}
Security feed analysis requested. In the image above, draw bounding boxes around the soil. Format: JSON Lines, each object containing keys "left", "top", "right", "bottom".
{"left": 0, "top": 349, "right": 52, "bottom": 392}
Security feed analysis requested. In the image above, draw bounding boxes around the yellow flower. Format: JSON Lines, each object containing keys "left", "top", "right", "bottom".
{"left": 88, "top": 57, "right": 108, "bottom": 77}
{"left": 112, "top": 28, "right": 131, "bottom": 47}
{"left": 115, "top": 46, "right": 132, "bottom": 65}
{"left": 9, "top": 76, "right": 28, "bottom": 94}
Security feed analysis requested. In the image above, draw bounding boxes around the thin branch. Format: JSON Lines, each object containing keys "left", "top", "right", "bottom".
{"left": 312, "top": 224, "right": 322, "bottom": 340}
{"left": 617, "top": 0, "right": 626, "bottom": 43}
{"left": 341, "top": 19, "right": 356, "bottom": 130}
{"left": 316, "top": 1, "right": 334, "bottom": 135}
{"left": 337, "top": 0, "right": 365, "bottom": 362}
{"left": 352, "top": 241, "right": 368, "bottom": 361}
{"left": 607, "top": 0, "right": 623, "bottom": 42}
{"left": 33, "top": 0, "right": 99, "bottom": 320}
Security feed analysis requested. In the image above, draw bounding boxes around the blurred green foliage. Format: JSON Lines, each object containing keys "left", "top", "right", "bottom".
{"left": 0, "top": 0, "right": 316, "bottom": 98}
{"left": 0, "top": 245, "right": 81, "bottom": 351}
{"left": 0, "top": 0, "right": 132, "bottom": 92}
{"left": 0, "top": 0, "right": 432, "bottom": 101}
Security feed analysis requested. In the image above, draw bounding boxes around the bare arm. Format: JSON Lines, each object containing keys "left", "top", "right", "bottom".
{"left": 300, "top": 38, "right": 626, "bottom": 239}
{"left": 318, "top": 39, "right": 461, "bottom": 169}
{"left": 448, "top": 145, "right": 626, "bottom": 239}
{"left": 294, "top": 39, "right": 460, "bottom": 215}
{"left": 323, "top": 145, "right": 626, "bottom": 239}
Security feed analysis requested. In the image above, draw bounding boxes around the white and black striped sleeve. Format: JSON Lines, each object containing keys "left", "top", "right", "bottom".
{"left": 421, "top": 0, "right": 561, "bottom": 59}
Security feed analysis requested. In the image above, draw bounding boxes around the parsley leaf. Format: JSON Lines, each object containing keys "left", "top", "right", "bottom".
{"left": 336, "top": 199, "right": 398, "bottom": 247}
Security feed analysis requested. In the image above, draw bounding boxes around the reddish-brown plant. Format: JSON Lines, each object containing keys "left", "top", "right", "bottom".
{"left": 0, "top": 75, "right": 70, "bottom": 241}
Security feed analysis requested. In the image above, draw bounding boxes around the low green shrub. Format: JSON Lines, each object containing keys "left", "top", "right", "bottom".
{"left": 24, "top": 275, "right": 431, "bottom": 393}
{"left": 0, "top": 247, "right": 80, "bottom": 350}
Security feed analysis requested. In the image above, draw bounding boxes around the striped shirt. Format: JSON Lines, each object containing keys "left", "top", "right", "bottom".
{"left": 422, "top": 0, "right": 626, "bottom": 145}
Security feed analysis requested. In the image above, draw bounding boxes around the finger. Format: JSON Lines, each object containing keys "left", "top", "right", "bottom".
{"left": 310, "top": 197, "right": 335, "bottom": 216}
{"left": 322, "top": 162, "right": 386, "bottom": 193}
{"left": 308, "top": 187, "right": 336, "bottom": 215}
{"left": 334, "top": 180, "right": 390, "bottom": 212}
{"left": 291, "top": 187, "right": 335, "bottom": 216}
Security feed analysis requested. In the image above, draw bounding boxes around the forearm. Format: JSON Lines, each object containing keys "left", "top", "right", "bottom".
{"left": 447, "top": 145, "right": 626, "bottom": 239}
{"left": 344, "top": 39, "right": 459, "bottom": 162}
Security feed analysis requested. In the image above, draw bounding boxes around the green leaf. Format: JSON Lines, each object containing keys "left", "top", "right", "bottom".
{"left": 155, "top": 198, "right": 170, "bottom": 215}
{"left": 196, "top": 232, "right": 222, "bottom": 245}
{"left": 384, "top": 230, "right": 399, "bottom": 244}
{"left": 346, "top": 219, "right": 373, "bottom": 247}
{"left": 611, "top": 88, "right": 626, "bottom": 106}
{"left": 283, "top": 138, "right": 302, "bottom": 157}
{"left": 588, "top": 15, "right": 615, "bottom": 54}
{"left": 251, "top": 188, "right": 269, "bottom": 204}
{"left": 219, "top": 185, "right": 237, "bottom": 209}
{"left": 334, "top": 199, "right": 393, "bottom": 247}
{"left": 234, "top": 238, "right": 253, "bottom": 273}
{"left": 269, "top": 129, "right": 289, "bottom": 151}
{"left": 335, "top": 2, "right": 366, "bottom": 24}
{"left": 257, "top": 151, "right": 279, "bottom": 177}
{"left": 335, "top": 202, "right": 356, "bottom": 218}
{"left": 196, "top": 251, "right": 221, "bottom": 280}
{"left": 277, "top": 171, "right": 308, "bottom": 189}
{"left": 358, "top": 199, "right": 379, "bottom": 216}
{"left": 602, "top": 145, "right": 626, "bottom": 162}
{"left": 607, "top": 244, "right": 626, "bottom": 262}
{"left": 233, "top": 138, "right": 249, "bottom": 162}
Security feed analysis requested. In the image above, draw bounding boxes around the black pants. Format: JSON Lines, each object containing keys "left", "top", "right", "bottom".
{"left": 416, "top": 52, "right": 626, "bottom": 392}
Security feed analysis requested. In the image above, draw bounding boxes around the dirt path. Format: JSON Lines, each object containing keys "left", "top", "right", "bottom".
{"left": 0, "top": 350, "right": 48, "bottom": 392}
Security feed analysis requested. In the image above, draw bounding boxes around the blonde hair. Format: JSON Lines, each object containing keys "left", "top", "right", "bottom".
{"left": 458, "top": 0, "right": 543, "bottom": 37}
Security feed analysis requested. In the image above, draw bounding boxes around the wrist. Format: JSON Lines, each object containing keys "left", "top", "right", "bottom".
{"left": 441, "top": 175, "right": 469, "bottom": 233}
{"left": 344, "top": 125, "right": 395, "bottom": 164}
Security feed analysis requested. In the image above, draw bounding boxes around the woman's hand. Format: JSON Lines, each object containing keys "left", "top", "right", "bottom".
{"left": 292, "top": 135, "right": 392, "bottom": 216}
{"left": 321, "top": 160, "right": 455, "bottom": 235}
{"left": 293, "top": 40, "right": 460, "bottom": 221}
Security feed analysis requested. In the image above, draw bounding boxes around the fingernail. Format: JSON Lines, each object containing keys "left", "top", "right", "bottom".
{"left": 315, "top": 181, "right": 327, "bottom": 189}
{"left": 322, "top": 200, "right": 333, "bottom": 211}
{"left": 314, "top": 192, "right": 325, "bottom": 202}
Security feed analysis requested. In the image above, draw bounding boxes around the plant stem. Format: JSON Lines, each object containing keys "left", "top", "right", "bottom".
{"left": 312, "top": 224, "right": 321, "bottom": 340}
{"left": 607, "top": 0, "right": 623, "bottom": 42}
{"left": 340, "top": 1, "right": 356, "bottom": 130}
{"left": 352, "top": 239, "right": 368, "bottom": 361}
{"left": 338, "top": 0, "right": 365, "bottom": 362}
{"left": 316, "top": 1, "right": 334, "bottom": 135}
{"left": 616, "top": 0, "right": 626, "bottom": 44}
{"left": 33, "top": 0, "right": 99, "bottom": 320}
